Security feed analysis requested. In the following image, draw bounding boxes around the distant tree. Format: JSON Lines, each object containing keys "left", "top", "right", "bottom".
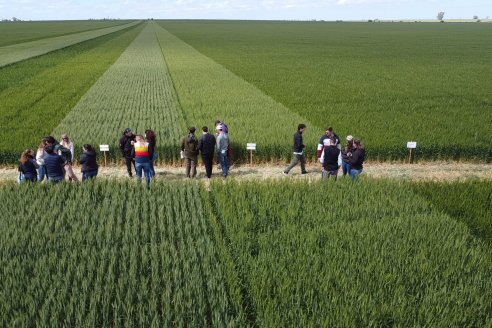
{"left": 473, "top": 15, "right": 478, "bottom": 20}
{"left": 437, "top": 12, "right": 445, "bottom": 21}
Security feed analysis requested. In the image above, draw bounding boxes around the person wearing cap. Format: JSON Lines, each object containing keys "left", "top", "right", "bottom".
{"left": 216, "top": 126, "right": 230, "bottom": 177}
{"left": 284, "top": 124, "right": 308, "bottom": 175}
{"left": 119, "top": 128, "right": 136, "bottom": 178}
{"left": 317, "top": 127, "right": 340, "bottom": 162}
{"left": 60, "top": 134, "right": 79, "bottom": 182}
{"left": 341, "top": 135, "right": 354, "bottom": 177}
{"left": 214, "top": 120, "right": 229, "bottom": 134}
{"left": 322, "top": 138, "right": 341, "bottom": 181}
{"left": 131, "top": 135, "right": 152, "bottom": 187}
{"left": 198, "top": 126, "right": 216, "bottom": 179}
{"left": 181, "top": 127, "right": 199, "bottom": 178}
{"left": 348, "top": 139, "right": 365, "bottom": 181}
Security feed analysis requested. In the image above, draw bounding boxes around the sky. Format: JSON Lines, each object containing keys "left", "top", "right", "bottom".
{"left": 0, "top": 0, "right": 491, "bottom": 21}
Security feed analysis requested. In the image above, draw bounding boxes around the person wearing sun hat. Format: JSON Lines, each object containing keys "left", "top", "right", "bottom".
{"left": 119, "top": 127, "right": 136, "bottom": 178}
{"left": 341, "top": 135, "right": 354, "bottom": 177}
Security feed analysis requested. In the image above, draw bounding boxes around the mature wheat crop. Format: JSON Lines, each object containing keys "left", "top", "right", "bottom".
{"left": 52, "top": 22, "right": 185, "bottom": 163}
{"left": 209, "top": 179, "right": 492, "bottom": 326}
{"left": 0, "top": 181, "right": 243, "bottom": 326}
{"left": 0, "top": 21, "right": 140, "bottom": 67}
{"left": 0, "top": 23, "right": 144, "bottom": 164}
{"left": 159, "top": 21, "right": 492, "bottom": 161}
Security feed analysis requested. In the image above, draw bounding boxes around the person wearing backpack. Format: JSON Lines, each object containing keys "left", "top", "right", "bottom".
{"left": 181, "top": 127, "right": 199, "bottom": 178}
{"left": 18, "top": 149, "right": 38, "bottom": 184}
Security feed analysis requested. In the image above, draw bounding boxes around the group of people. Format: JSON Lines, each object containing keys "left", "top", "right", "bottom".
{"left": 118, "top": 120, "right": 230, "bottom": 187}
{"left": 283, "top": 124, "right": 365, "bottom": 181}
{"left": 18, "top": 121, "right": 364, "bottom": 185}
{"left": 18, "top": 134, "right": 98, "bottom": 184}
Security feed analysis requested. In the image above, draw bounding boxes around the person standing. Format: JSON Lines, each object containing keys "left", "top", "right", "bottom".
{"left": 36, "top": 142, "right": 47, "bottom": 182}
{"left": 317, "top": 127, "right": 340, "bottom": 161}
{"left": 284, "top": 124, "right": 307, "bottom": 175}
{"left": 131, "top": 135, "right": 152, "bottom": 188}
{"left": 19, "top": 149, "right": 38, "bottom": 183}
{"left": 119, "top": 128, "right": 136, "bottom": 178}
{"left": 216, "top": 126, "right": 229, "bottom": 177}
{"left": 322, "top": 138, "right": 341, "bottom": 181}
{"left": 79, "top": 144, "right": 99, "bottom": 182}
{"left": 44, "top": 145, "right": 65, "bottom": 183}
{"left": 60, "top": 134, "right": 79, "bottom": 182}
{"left": 348, "top": 139, "right": 365, "bottom": 181}
{"left": 181, "top": 127, "right": 199, "bottom": 178}
{"left": 198, "top": 126, "right": 216, "bottom": 179}
{"left": 341, "top": 135, "right": 354, "bottom": 177}
{"left": 145, "top": 129, "right": 157, "bottom": 178}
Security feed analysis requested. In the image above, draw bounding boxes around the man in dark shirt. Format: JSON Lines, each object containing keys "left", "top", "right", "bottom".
{"left": 119, "top": 128, "right": 136, "bottom": 177}
{"left": 322, "top": 138, "right": 341, "bottom": 181}
{"left": 198, "top": 126, "right": 216, "bottom": 179}
{"left": 284, "top": 124, "right": 307, "bottom": 175}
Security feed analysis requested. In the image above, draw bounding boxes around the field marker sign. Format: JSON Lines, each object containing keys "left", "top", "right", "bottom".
{"left": 407, "top": 141, "right": 417, "bottom": 163}
{"left": 247, "top": 143, "right": 256, "bottom": 164}
{"left": 99, "top": 144, "right": 109, "bottom": 166}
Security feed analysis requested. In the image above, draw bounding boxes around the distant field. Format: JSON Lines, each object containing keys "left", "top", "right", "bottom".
{"left": 0, "top": 21, "right": 491, "bottom": 163}
{"left": 159, "top": 21, "right": 492, "bottom": 160}
{"left": 0, "top": 20, "right": 134, "bottom": 47}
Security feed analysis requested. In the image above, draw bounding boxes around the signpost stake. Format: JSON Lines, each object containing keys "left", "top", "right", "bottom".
{"left": 99, "top": 144, "right": 109, "bottom": 167}
{"left": 247, "top": 143, "right": 256, "bottom": 165}
{"left": 406, "top": 141, "right": 416, "bottom": 164}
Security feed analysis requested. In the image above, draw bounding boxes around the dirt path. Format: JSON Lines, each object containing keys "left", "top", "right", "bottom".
{"left": 2, "top": 162, "right": 491, "bottom": 183}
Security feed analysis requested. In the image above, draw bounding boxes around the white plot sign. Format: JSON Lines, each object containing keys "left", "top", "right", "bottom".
{"left": 247, "top": 143, "right": 256, "bottom": 150}
{"left": 407, "top": 141, "right": 417, "bottom": 149}
{"left": 99, "top": 144, "right": 109, "bottom": 166}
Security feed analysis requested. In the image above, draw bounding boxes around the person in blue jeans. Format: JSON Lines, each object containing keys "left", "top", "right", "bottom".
{"left": 131, "top": 135, "right": 152, "bottom": 188}
{"left": 43, "top": 145, "right": 65, "bottom": 183}
{"left": 80, "top": 144, "right": 99, "bottom": 182}
{"left": 348, "top": 139, "right": 365, "bottom": 181}
{"left": 19, "top": 149, "right": 38, "bottom": 183}
{"left": 145, "top": 129, "right": 157, "bottom": 178}
{"left": 341, "top": 135, "right": 354, "bottom": 177}
{"left": 216, "top": 127, "right": 229, "bottom": 177}
{"left": 36, "top": 142, "right": 47, "bottom": 182}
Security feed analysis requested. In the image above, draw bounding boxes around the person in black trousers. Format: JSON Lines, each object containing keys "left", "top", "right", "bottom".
{"left": 198, "top": 126, "right": 216, "bottom": 179}
{"left": 119, "top": 128, "right": 136, "bottom": 177}
{"left": 284, "top": 123, "right": 308, "bottom": 175}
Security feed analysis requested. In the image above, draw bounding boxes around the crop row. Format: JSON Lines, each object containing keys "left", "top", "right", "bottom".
{"left": 1, "top": 179, "right": 491, "bottom": 325}
{"left": 52, "top": 22, "right": 186, "bottom": 163}
{"left": 0, "top": 21, "right": 141, "bottom": 68}
{"left": 159, "top": 21, "right": 492, "bottom": 161}
{"left": 0, "top": 20, "right": 135, "bottom": 47}
{"left": 154, "top": 23, "right": 321, "bottom": 162}
{"left": 0, "top": 23, "right": 144, "bottom": 164}
{"left": 0, "top": 181, "right": 242, "bottom": 326}
{"left": 209, "top": 179, "right": 492, "bottom": 326}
